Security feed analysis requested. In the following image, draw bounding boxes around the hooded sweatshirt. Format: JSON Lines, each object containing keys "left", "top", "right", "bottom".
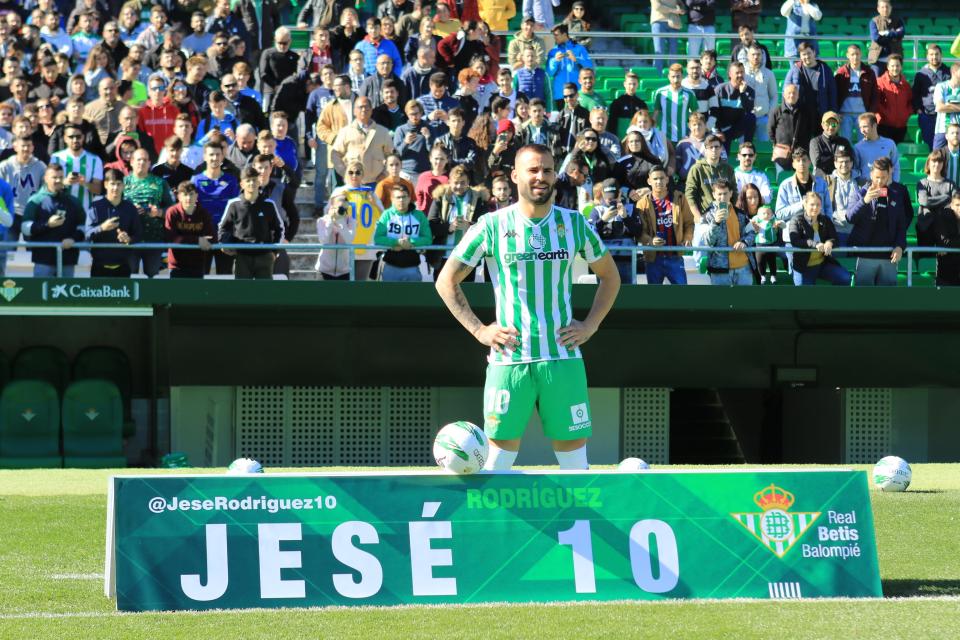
{"left": 22, "top": 186, "right": 86, "bottom": 265}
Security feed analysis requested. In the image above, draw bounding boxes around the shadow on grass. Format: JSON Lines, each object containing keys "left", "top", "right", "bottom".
{"left": 883, "top": 579, "right": 960, "bottom": 597}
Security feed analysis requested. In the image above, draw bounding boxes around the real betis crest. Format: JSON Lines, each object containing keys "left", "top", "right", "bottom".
{"left": 0, "top": 279, "right": 22, "bottom": 302}
{"left": 731, "top": 484, "right": 820, "bottom": 558}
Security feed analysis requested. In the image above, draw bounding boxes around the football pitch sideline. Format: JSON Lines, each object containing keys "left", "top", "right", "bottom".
{"left": 1, "top": 465, "right": 958, "bottom": 640}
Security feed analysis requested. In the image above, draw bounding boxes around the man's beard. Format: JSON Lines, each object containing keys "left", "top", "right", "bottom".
{"left": 526, "top": 181, "right": 554, "bottom": 205}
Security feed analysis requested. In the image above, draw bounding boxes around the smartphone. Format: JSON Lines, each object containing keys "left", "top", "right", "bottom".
{"left": 879, "top": 187, "right": 888, "bottom": 198}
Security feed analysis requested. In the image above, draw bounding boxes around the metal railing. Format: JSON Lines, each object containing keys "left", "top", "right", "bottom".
{"left": 7, "top": 241, "right": 952, "bottom": 287}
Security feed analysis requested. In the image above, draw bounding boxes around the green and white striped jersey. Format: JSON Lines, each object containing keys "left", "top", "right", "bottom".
{"left": 451, "top": 204, "right": 607, "bottom": 365}
{"left": 652, "top": 86, "right": 699, "bottom": 143}
{"left": 50, "top": 150, "right": 103, "bottom": 212}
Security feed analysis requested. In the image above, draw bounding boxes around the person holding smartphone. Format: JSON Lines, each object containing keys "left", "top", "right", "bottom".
{"left": 86, "top": 169, "right": 143, "bottom": 277}
{"left": 698, "top": 178, "right": 756, "bottom": 286}
{"left": 22, "top": 164, "right": 87, "bottom": 277}
{"left": 846, "top": 156, "right": 910, "bottom": 286}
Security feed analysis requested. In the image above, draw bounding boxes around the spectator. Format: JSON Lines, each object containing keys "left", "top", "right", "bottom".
{"left": 916, "top": 149, "right": 957, "bottom": 257}
{"left": 920, "top": 190, "right": 960, "bottom": 286}
{"left": 85, "top": 168, "right": 142, "bottom": 278}
{"left": 835, "top": 46, "right": 877, "bottom": 146}
{"left": 433, "top": 3, "right": 463, "bottom": 37}
{"left": 235, "top": 0, "right": 283, "bottom": 56}
{"left": 402, "top": 44, "right": 439, "bottom": 101}
{"left": 426, "top": 164, "right": 486, "bottom": 276}
{"left": 487, "top": 119, "right": 521, "bottom": 178}
{"left": 653, "top": 64, "right": 699, "bottom": 145}
{"left": 362, "top": 54, "right": 408, "bottom": 110}
{"left": 316, "top": 75, "right": 355, "bottom": 173}
{"left": 577, "top": 68, "right": 606, "bottom": 112}
{"left": 788, "top": 191, "right": 851, "bottom": 285}
{"left": 827, "top": 149, "right": 863, "bottom": 245}
{"left": 82, "top": 77, "right": 123, "bottom": 148}
{"left": 164, "top": 178, "right": 215, "bottom": 279}
{"left": 332, "top": 97, "right": 394, "bottom": 186}
{"left": 481, "top": 0, "right": 518, "bottom": 32}
{"left": 0, "top": 137, "right": 46, "bottom": 245}
{"left": 699, "top": 179, "right": 756, "bottom": 285}
{"left": 932, "top": 63, "right": 960, "bottom": 150}
{"left": 191, "top": 142, "right": 240, "bottom": 275}
{"left": 685, "top": 133, "right": 737, "bottom": 222}
{"left": 682, "top": 58, "right": 718, "bottom": 131}
{"left": 258, "top": 27, "right": 300, "bottom": 112}
{"left": 330, "top": 161, "right": 386, "bottom": 280}
{"left": 225, "top": 123, "right": 259, "bottom": 171}
{"left": 379, "top": 0, "right": 415, "bottom": 21}
{"left": 522, "top": 0, "right": 556, "bottom": 30}
{"left": 437, "top": 21, "right": 486, "bottom": 76}
{"left": 557, "top": 82, "right": 591, "bottom": 149}
{"left": 135, "top": 5, "right": 169, "bottom": 54}
{"left": 731, "top": 25, "right": 772, "bottom": 70}
{"left": 854, "top": 112, "right": 900, "bottom": 182}
{"left": 50, "top": 123, "right": 103, "bottom": 213}
{"left": 357, "top": 16, "right": 404, "bottom": 78}
{"left": 453, "top": 67, "right": 482, "bottom": 129}
{"left": 636, "top": 165, "right": 694, "bottom": 285}
{"left": 331, "top": 8, "right": 365, "bottom": 72}
{"left": 495, "top": 68, "right": 519, "bottom": 117}
{"left": 314, "top": 193, "right": 357, "bottom": 281}
{"left": 28, "top": 58, "right": 68, "bottom": 108}
{"left": 590, "top": 108, "right": 622, "bottom": 160}
{"left": 874, "top": 54, "right": 912, "bottom": 144}
{"left": 554, "top": 151, "right": 592, "bottom": 211}
{"left": 546, "top": 24, "right": 592, "bottom": 108}
{"left": 675, "top": 112, "right": 717, "bottom": 185}
{"left": 196, "top": 91, "right": 240, "bottom": 144}
{"left": 743, "top": 45, "right": 778, "bottom": 143}
{"left": 775, "top": 148, "right": 833, "bottom": 237}
{"left": 507, "top": 17, "right": 546, "bottom": 71}
{"left": 417, "top": 72, "right": 459, "bottom": 136}
{"left": 699, "top": 49, "right": 723, "bottom": 90}
{"left": 168, "top": 79, "right": 201, "bottom": 131}
{"left": 106, "top": 105, "right": 156, "bottom": 166}
{"left": 436, "top": 107, "right": 480, "bottom": 180}
{"left": 588, "top": 179, "right": 641, "bottom": 284}
{"left": 372, "top": 80, "right": 407, "bottom": 133}
{"left": 734, "top": 141, "right": 772, "bottom": 203}
{"left": 608, "top": 72, "right": 650, "bottom": 138}
{"left": 784, "top": 42, "right": 837, "bottom": 122}
{"left": 731, "top": 0, "right": 762, "bottom": 32}
{"left": 182, "top": 13, "right": 213, "bottom": 57}
{"left": 943, "top": 124, "right": 960, "bottom": 185}
{"left": 104, "top": 136, "right": 136, "bottom": 176}
{"left": 650, "top": 0, "right": 685, "bottom": 74}
{"left": 152, "top": 136, "right": 193, "bottom": 191}
{"left": 913, "top": 44, "right": 950, "bottom": 151}
{"left": 513, "top": 46, "right": 549, "bottom": 103}
{"left": 740, "top": 186, "right": 777, "bottom": 282}
{"left": 868, "top": 0, "right": 905, "bottom": 76}
{"left": 298, "top": 27, "right": 334, "bottom": 79}
{"left": 51, "top": 97, "right": 107, "bottom": 161}
{"left": 124, "top": 148, "right": 173, "bottom": 277}
{"left": 297, "top": 0, "right": 351, "bottom": 30}
{"left": 221, "top": 73, "right": 268, "bottom": 132}
{"left": 218, "top": 167, "right": 284, "bottom": 280}
{"left": 712, "top": 62, "right": 756, "bottom": 152}
{"left": 780, "top": 0, "right": 821, "bottom": 59}
{"left": 137, "top": 75, "right": 180, "bottom": 157}
{"left": 395, "top": 99, "right": 435, "bottom": 176}
{"left": 375, "top": 153, "right": 415, "bottom": 209}
{"left": 684, "top": 0, "right": 716, "bottom": 58}
{"left": 564, "top": 128, "right": 615, "bottom": 184}
{"left": 118, "top": 3, "right": 146, "bottom": 46}
{"left": 622, "top": 117, "right": 675, "bottom": 187}
{"left": 768, "top": 83, "right": 816, "bottom": 172}
{"left": 518, "top": 98, "right": 564, "bottom": 162}
{"left": 810, "top": 111, "right": 854, "bottom": 177}
{"left": 416, "top": 143, "right": 450, "bottom": 215}
{"left": 845, "top": 157, "right": 910, "bottom": 286}
{"left": 268, "top": 113, "right": 300, "bottom": 184}
{"left": 563, "top": 2, "right": 592, "bottom": 48}
{"left": 22, "top": 164, "right": 85, "bottom": 277}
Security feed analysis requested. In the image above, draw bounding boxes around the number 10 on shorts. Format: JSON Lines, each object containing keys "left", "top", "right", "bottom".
{"left": 558, "top": 519, "right": 680, "bottom": 594}
{"left": 485, "top": 389, "right": 510, "bottom": 415}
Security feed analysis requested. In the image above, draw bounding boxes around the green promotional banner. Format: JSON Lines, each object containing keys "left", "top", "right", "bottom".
{"left": 107, "top": 470, "right": 881, "bottom": 611}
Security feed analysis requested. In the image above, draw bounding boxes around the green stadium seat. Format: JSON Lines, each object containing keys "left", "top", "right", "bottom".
{"left": 61, "top": 380, "right": 125, "bottom": 468}
{"left": 289, "top": 28, "right": 310, "bottom": 50}
{"left": 898, "top": 143, "right": 927, "bottom": 157}
{"left": 12, "top": 346, "right": 70, "bottom": 396}
{"left": 0, "top": 349, "right": 9, "bottom": 392}
{"left": 72, "top": 347, "right": 136, "bottom": 438}
{"left": 0, "top": 380, "right": 61, "bottom": 468}
{"left": 914, "top": 157, "right": 928, "bottom": 173}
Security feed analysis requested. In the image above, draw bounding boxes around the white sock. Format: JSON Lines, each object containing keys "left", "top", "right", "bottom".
{"left": 484, "top": 444, "right": 518, "bottom": 471}
{"left": 554, "top": 445, "right": 589, "bottom": 470}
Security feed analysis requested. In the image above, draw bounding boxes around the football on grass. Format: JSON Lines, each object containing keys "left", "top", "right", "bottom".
{"left": 873, "top": 456, "right": 911, "bottom": 492}
{"left": 227, "top": 458, "right": 264, "bottom": 475}
{"left": 433, "top": 421, "right": 488, "bottom": 474}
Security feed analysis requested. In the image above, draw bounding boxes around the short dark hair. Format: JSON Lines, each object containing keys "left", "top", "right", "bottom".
{"left": 103, "top": 168, "right": 125, "bottom": 182}
{"left": 241, "top": 166, "right": 260, "bottom": 181}
{"left": 529, "top": 98, "right": 547, "bottom": 110}
{"left": 872, "top": 157, "right": 893, "bottom": 173}
{"left": 448, "top": 106, "right": 465, "bottom": 119}
{"left": 711, "top": 178, "right": 732, "bottom": 192}
{"left": 791, "top": 147, "right": 809, "bottom": 161}
{"left": 552, "top": 24, "right": 569, "bottom": 35}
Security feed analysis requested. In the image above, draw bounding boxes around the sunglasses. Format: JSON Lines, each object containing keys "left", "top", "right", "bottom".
{"left": 150, "top": 85, "right": 165, "bottom": 91}
{"left": 347, "top": 170, "right": 363, "bottom": 175}
{"left": 583, "top": 137, "right": 598, "bottom": 142}
{"left": 222, "top": 83, "right": 237, "bottom": 89}
{"left": 740, "top": 153, "right": 755, "bottom": 158}
{"left": 563, "top": 93, "right": 577, "bottom": 99}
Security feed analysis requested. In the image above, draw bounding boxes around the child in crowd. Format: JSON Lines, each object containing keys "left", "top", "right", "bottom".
{"left": 752, "top": 205, "right": 779, "bottom": 283}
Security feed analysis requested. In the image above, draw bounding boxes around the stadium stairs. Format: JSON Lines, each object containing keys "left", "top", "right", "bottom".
{"left": 670, "top": 389, "right": 746, "bottom": 464}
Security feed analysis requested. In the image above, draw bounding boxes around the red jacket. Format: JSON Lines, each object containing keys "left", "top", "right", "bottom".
{"left": 136, "top": 99, "right": 180, "bottom": 156}
{"left": 439, "top": 0, "right": 480, "bottom": 21}
{"left": 834, "top": 63, "right": 877, "bottom": 113}
{"left": 875, "top": 72, "right": 914, "bottom": 128}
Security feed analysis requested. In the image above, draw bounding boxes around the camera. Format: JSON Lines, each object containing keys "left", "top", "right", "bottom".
{"left": 336, "top": 205, "right": 348, "bottom": 217}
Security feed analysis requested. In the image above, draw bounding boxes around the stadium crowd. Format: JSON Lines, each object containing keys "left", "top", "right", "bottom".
{"left": 0, "top": 1, "right": 958, "bottom": 285}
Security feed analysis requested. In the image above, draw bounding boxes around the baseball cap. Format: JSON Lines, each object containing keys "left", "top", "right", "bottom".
{"left": 821, "top": 111, "right": 840, "bottom": 124}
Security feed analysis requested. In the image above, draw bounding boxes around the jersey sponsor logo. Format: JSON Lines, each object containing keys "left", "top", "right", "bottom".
{"left": 569, "top": 403, "right": 591, "bottom": 431}
{"left": 503, "top": 229, "right": 518, "bottom": 238}
{"left": 502, "top": 247, "right": 570, "bottom": 265}
{"left": 528, "top": 233, "right": 545, "bottom": 250}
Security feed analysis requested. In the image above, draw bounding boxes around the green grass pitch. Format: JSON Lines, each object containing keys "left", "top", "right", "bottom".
{"left": 0, "top": 464, "right": 958, "bottom": 639}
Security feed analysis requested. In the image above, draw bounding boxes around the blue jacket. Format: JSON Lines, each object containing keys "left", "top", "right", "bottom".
{"left": 700, "top": 204, "right": 757, "bottom": 271}
{"left": 416, "top": 94, "right": 460, "bottom": 136}
{"left": 845, "top": 182, "right": 910, "bottom": 251}
{"left": 546, "top": 41, "right": 593, "bottom": 100}
{"left": 784, "top": 60, "right": 837, "bottom": 117}
{"left": 774, "top": 175, "right": 833, "bottom": 225}
{"left": 85, "top": 197, "right": 144, "bottom": 266}
{"left": 355, "top": 37, "right": 403, "bottom": 77}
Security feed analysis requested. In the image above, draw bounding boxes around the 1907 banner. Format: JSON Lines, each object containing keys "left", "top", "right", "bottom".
{"left": 106, "top": 470, "right": 882, "bottom": 611}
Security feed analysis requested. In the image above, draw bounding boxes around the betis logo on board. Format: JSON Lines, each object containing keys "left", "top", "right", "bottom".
{"left": 0, "top": 279, "right": 22, "bottom": 302}
{"left": 730, "top": 484, "right": 820, "bottom": 558}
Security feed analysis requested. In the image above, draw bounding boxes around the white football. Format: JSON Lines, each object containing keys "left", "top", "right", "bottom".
{"left": 433, "top": 421, "right": 488, "bottom": 475}
{"left": 227, "top": 457, "right": 264, "bottom": 475}
{"left": 618, "top": 457, "right": 651, "bottom": 471}
{"left": 873, "top": 456, "right": 911, "bottom": 492}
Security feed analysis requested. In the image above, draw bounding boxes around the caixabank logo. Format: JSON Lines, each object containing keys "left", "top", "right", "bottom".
{"left": 42, "top": 281, "right": 140, "bottom": 301}
{"left": 730, "top": 484, "right": 821, "bottom": 558}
